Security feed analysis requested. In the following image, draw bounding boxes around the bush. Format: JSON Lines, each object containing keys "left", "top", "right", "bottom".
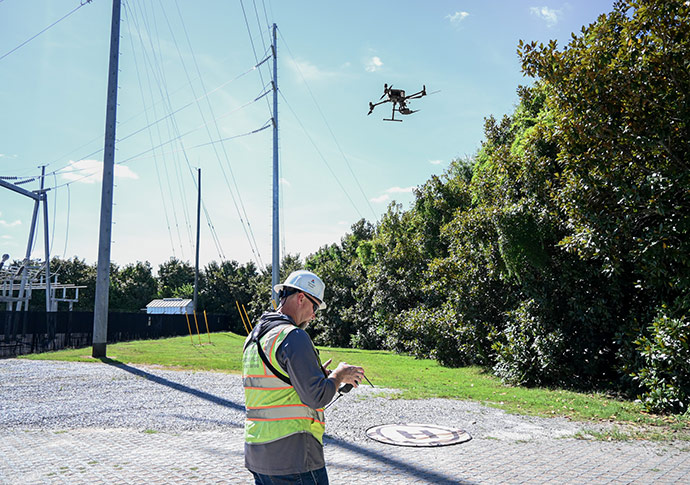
{"left": 632, "top": 312, "right": 690, "bottom": 414}
{"left": 393, "top": 303, "right": 484, "bottom": 368}
{"left": 492, "top": 299, "right": 566, "bottom": 386}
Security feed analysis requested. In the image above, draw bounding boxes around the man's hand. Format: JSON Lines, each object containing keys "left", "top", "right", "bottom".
{"left": 322, "top": 358, "right": 333, "bottom": 376}
{"left": 329, "top": 362, "right": 366, "bottom": 389}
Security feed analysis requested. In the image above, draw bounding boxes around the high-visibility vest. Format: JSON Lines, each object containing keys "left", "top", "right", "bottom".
{"left": 243, "top": 322, "right": 326, "bottom": 445}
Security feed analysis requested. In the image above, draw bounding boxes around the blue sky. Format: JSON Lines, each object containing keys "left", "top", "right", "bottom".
{"left": 0, "top": 0, "right": 614, "bottom": 274}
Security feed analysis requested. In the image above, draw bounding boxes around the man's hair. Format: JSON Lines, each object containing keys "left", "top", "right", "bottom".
{"left": 278, "top": 287, "right": 300, "bottom": 306}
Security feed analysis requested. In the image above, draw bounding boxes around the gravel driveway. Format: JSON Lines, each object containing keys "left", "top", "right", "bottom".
{"left": 1, "top": 359, "right": 688, "bottom": 484}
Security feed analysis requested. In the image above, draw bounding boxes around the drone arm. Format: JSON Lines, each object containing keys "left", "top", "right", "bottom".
{"left": 368, "top": 99, "right": 389, "bottom": 115}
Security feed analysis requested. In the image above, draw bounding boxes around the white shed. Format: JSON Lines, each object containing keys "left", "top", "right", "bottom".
{"left": 146, "top": 298, "right": 193, "bottom": 315}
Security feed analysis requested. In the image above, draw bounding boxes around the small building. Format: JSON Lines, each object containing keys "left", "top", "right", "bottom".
{"left": 146, "top": 298, "right": 193, "bottom": 315}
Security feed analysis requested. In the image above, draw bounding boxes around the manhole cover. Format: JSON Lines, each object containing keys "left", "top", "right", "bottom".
{"left": 366, "top": 423, "right": 472, "bottom": 447}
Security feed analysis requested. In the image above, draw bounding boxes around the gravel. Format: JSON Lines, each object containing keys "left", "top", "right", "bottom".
{"left": 0, "top": 359, "right": 601, "bottom": 442}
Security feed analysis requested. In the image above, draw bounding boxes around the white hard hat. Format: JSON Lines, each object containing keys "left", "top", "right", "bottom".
{"left": 274, "top": 270, "right": 327, "bottom": 310}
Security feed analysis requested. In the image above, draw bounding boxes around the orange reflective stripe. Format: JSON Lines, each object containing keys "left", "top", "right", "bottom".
{"left": 250, "top": 417, "right": 326, "bottom": 425}
{"left": 247, "top": 404, "right": 308, "bottom": 410}
{"left": 246, "top": 404, "right": 325, "bottom": 412}
{"left": 268, "top": 332, "right": 282, "bottom": 369}
{"left": 244, "top": 376, "right": 292, "bottom": 388}
{"left": 245, "top": 386, "right": 292, "bottom": 390}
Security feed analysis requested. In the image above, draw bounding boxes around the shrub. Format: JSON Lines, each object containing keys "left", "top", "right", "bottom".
{"left": 632, "top": 312, "right": 690, "bottom": 414}
{"left": 492, "top": 299, "right": 566, "bottom": 386}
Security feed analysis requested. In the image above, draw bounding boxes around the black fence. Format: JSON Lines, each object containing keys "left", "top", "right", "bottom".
{"left": 0, "top": 311, "right": 244, "bottom": 358}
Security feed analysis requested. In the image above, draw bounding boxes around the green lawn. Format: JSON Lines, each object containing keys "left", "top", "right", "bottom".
{"left": 20, "top": 332, "right": 689, "bottom": 439}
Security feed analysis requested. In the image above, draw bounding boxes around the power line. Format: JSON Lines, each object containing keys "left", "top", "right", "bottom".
{"left": 277, "top": 28, "right": 378, "bottom": 221}
{"left": 0, "top": 1, "right": 93, "bottom": 62}
{"left": 278, "top": 90, "right": 364, "bottom": 220}
{"left": 174, "top": 0, "right": 267, "bottom": 270}
{"left": 123, "top": 0, "right": 178, "bottom": 258}
{"left": 130, "top": 0, "right": 188, "bottom": 259}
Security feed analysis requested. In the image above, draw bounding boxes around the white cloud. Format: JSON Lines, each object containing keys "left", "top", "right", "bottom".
{"left": 429, "top": 159, "right": 443, "bottom": 165}
{"left": 386, "top": 186, "right": 416, "bottom": 194}
{"left": 60, "top": 159, "right": 139, "bottom": 184}
{"left": 1, "top": 235, "right": 12, "bottom": 239}
{"left": 279, "top": 177, "right": 291, "bottom": 187}
{"left": 365, "top": 56, "right": 383, "bottom": 73}
{"left": 446, "top": 11, "right": 470, "bottom": 25}
{"left": 0, "top": 218, "right": 21, "bottom": 228}
{"left": 371, "top": 186, "right": 416, "bottom": 203}
{"left": 530, "top": 6, "right": 560, "bottom": 26}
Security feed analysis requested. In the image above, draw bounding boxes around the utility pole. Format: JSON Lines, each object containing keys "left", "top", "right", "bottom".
{"left": 40, "top": 167, "right": 52, "bottom": 312}
{"left": 92, "top": 0, "right": 121, "bottom": 358}
{"left": 14, "top": 181, "right": 41, "bottom": 312}
{"left": 193, "top": 168, "right": 201, "bottom": 312}
{"left": 271, "top": 23, "right": 279, "bottom": 304}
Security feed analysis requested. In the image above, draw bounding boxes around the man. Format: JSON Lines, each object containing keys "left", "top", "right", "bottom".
{"left": 243, "top": 270, "right": 365, "bottom": 485}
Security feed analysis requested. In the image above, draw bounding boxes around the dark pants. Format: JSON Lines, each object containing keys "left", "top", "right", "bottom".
{"left": 251, "top": 467, "right": 329, "bottom": 485}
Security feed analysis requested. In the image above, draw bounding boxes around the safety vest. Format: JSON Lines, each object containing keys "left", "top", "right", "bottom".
{"left": 243, "top": 321, "right": 326, "bottom": 445}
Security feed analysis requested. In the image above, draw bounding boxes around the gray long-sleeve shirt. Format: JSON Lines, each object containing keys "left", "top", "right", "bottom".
{"left": 244, "top": 313, "right": 337, "bottom": 475}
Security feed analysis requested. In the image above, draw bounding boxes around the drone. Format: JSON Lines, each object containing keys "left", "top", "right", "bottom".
{"left": 367, "top": 83, "right": 427, "bottom": 122}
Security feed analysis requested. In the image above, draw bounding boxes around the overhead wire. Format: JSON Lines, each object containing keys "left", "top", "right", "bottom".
{"left": 43, "top": 55, "right": 272, "bottom": 184}
{"left": 278, "top": 27, "right": 377, "bottom": 221}
{"left": 123, "top": 0, "right": 178, "bottom": 258}
{"left": 47, "top": 118, "right": 272, "bottom": 184}
{"left": 130, "top": 0, "right": 187, "bottom": 259}
{"left": 170, "top": 0, "right": 266, "bottom": 271}
{"left": 241, "top": 0, "right": 291, "bottom": 267}
{"left": 251, "top": 0, "right": 269, "bottom": 56}
{"left": 278, "top": 90, "right": 364, "bottom": 220}
{"left": 259, "top": 0, "right": 272, "bottom": 32}
{"left": 5, "top": 2, "right": 281, "bottom": 271}
{"left": 0, "top": 0, "right": 93, "bottom": 62}
{"left": 152, "top": 2, "right": 196, "bottom": 255}
{"left": 251, "top": 0, "right": 288, "bottom": 260}
{"left": 239, "top": 0, "right": 273, "bottom": 115}
{"left": 42, "top": 53, "right": 268, "bottom": 176}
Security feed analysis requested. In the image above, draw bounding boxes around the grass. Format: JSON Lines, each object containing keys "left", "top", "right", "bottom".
{"left": 20, "top": 331, "right": 690, "bottom": 439}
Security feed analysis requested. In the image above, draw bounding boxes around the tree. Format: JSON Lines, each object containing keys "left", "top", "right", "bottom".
{"left": 516, "top": 0, "right": 690, "bottom": 405}
{"left": 202, "top": 259, "right": 258, "bottom": 321}
{"left": 109, "top": 261, "right": 158, "bottom": 312}
{"left": 306, "top": 219, "right": 374, "bottom": 347}
{"left": 157, "top": 257, "right": 195, "bottom": 298}
{"left": 48, "top": 257, "right": 97, "bottom": 311}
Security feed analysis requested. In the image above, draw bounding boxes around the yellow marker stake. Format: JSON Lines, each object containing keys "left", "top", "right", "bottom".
{"left": 193, "top": 311, "right": 201, "bottom": 345}
{"left": 203, "top": 310, "right": 211, "bottom": 343}
{"left": 236, "top": 300, "right": 250, "bottom": 335}
{"left": 242, "top": 304, "right": 253, "bottom": 331}
{"left": 184, "top": 313, "right": 194, "bottom": 344}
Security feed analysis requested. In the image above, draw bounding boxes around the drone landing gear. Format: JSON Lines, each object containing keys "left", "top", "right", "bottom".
{"left": 383, "top": 118, "right": 402, "bottom": 122}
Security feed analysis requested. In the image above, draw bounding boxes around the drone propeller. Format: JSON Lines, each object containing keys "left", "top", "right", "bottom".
{"left": 368, "top": 102, "right": 375, "bottom": 115}
{"left": 380, "top": 83, "right": 392, "bottom": 100}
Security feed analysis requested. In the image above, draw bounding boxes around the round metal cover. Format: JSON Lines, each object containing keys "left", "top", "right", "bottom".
{"left": 366, "top": 423, "right": 472, "bottom": 447}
